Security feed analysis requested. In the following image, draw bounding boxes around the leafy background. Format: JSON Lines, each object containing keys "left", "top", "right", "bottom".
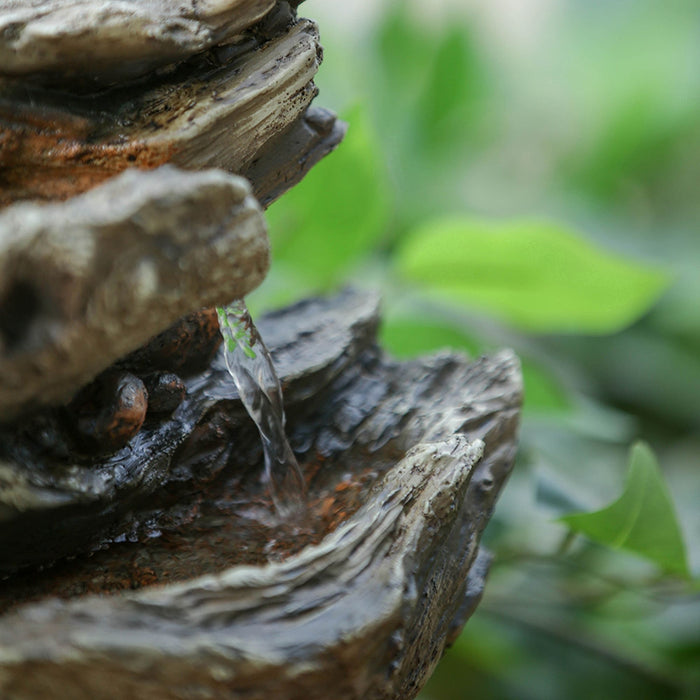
{"left": 248, "top": 0, "right": 700, "bottom": 697}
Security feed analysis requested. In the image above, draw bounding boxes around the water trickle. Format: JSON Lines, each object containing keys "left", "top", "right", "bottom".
{"left": 216, "top": 300, "right": 306, "bottom": 520}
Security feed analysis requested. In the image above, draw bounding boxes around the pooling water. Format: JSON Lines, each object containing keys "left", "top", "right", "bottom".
{"left": 217, "top": 300, "right": 306, "bottom": 520}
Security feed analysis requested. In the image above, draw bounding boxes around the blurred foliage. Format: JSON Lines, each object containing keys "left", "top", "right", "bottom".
{"left": 250, "top": 0, "right": 700, "bottom": 696}
{"left": 395, "top": 218, "right": 668, "bottom": 333}
{"left": 561, "top": 443, "right": 690, "bottom": 579}
{"left": 266, "top": 105, "right": 390, "bottom": 289}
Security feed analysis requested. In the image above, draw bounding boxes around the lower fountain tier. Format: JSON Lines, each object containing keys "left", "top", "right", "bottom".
{"left": 0, "top": 288, "right": 522, "bottom": 700}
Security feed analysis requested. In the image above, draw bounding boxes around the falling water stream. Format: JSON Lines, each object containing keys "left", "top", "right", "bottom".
{"left": 0, "top": 301, "right": 383, "bottom": 607}
{"left": 216, "top": 300, "right": 307, "bottom": 520}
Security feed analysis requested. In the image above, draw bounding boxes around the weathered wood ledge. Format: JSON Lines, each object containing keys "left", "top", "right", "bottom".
{"left": 0, "top": 289, "right": 522, "bottom": 700}
{"left": 0, "top": 2, "right": 343, "bottom": 207}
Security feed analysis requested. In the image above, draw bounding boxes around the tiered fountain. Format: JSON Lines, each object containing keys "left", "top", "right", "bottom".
{"left": 0, "top": 2, "right": 522, "bottom": 698}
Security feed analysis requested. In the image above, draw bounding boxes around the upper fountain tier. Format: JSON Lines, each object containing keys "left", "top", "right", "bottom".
{"left": 0, "top": 8, "right": 345, "bottom": 208}
{"left": 0, "top": 1, "right": 345, "bottom": 419}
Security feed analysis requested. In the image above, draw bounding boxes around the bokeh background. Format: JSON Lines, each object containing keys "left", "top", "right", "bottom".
{"left": 248, "top": 1, "right": 700, "bottom": 697}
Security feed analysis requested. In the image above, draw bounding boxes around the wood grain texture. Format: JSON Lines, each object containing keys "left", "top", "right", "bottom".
{"left": 0, "top": 0, "right": 276, "bottom": 84}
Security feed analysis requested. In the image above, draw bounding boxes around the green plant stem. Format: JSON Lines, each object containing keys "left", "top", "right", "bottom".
{"left": 480, "top": 602, "right": 685, "bottom": 697}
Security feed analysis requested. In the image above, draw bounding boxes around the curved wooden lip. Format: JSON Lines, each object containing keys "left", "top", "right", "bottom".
{"left": 0, "top": 437, "right": 484, "bottom": 651}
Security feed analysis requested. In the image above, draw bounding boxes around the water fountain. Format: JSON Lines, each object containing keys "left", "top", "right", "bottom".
{"left": 0, "top": 2, "right": 522, "bottom": 697}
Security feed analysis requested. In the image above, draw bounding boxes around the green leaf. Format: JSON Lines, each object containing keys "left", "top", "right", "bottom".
{"left": 560, "top": 442, "right": 690, "bottom": 578}
{"left": 379, "top": 316, "right": 479, "bottom": 359}
{"left": 412, "top": 27, "right": 489, "bottom": 156}
{"left": 395, "top": 218, "right": 669, "bottom": 333}
{"left": 265, "top": 104, "right": 390, "bottom": 288}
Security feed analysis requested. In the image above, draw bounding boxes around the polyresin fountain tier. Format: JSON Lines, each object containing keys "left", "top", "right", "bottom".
{"left": 0, "top": 1, "right": 344, "bottom": 208}
{"left": 0, "top": 286, "right": 521, "bottom": 700}
{"left": 0, "top": 1, "right": 522, "bottom": 698}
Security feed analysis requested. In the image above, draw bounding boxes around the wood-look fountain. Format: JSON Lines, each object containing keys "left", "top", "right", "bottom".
{"left": 0, "top": 2, "right": 522, "bottom": 698}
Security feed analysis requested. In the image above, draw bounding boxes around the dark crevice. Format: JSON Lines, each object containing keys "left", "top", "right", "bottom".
{"left": 0, "top": 280, "right": 41, "bottom": 354}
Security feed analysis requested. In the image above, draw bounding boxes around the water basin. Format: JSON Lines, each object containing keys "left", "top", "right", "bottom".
{"left": 0, "top": 289, "right": 522, "bottom": 700}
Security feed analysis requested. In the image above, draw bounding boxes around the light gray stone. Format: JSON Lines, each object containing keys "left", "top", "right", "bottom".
{"left": 0, "top": 0, "right": 276, "bottom": 83}
{"left": 0, "top": 165, "right": 269, "bottom": 421}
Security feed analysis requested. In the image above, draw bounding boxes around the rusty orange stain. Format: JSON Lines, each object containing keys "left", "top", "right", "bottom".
{"left": 0, "top": 100, "right": 176, "bottom": 208}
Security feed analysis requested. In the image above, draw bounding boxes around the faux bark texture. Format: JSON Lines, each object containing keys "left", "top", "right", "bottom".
{"left": 0, "top": 0, "right": 277, "bottom": 84}
{"left": 0, "top": 290, "right": 522, "bottom": 700}
{"left": 0, "top": 18, "right": 329, "bottom": 207}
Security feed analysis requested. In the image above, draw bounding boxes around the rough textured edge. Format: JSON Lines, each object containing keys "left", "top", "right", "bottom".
{"left": 170, "top": 20, "right": 323, "bottom": 173}
{"left": 241, "top": 106, "right": 348, "bottom": 207}
{"left": 0, "top": 438, "right": 485, "bottom": 700}
{"left": 0, "top": 0, "right": 277, "bottom": 83}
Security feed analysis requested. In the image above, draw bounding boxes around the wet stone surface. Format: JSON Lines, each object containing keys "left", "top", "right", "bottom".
{"left": 0, "top": 450, "right": 382, "bottom": 614}
{"left": 0, "top": 290, "right": 383, "bottom": 576}
{"left": 0, "top": 289, "right": 522, "bottom": 700}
